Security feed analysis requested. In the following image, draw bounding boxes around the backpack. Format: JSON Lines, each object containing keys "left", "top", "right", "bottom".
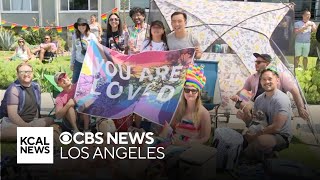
{"left": 212, "top": 127, "right": 243, "bottom": 170}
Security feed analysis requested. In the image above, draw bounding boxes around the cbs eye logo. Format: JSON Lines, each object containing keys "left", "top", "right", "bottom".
{"left": 59, "top": 132, "right": 73, "bottom": 145}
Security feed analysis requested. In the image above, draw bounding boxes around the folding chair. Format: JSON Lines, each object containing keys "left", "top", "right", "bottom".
{"left": 43, "top": 74, "right": 62, "bottom": 116}
{"left": 195, "top": 60, "right": 223, "bottom": 127}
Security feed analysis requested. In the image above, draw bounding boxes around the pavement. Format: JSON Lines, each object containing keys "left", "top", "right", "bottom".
{"left": 0, "top": 89, "right": 319, "bottom": 144}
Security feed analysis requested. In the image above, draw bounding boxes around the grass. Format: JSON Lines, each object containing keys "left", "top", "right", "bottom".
{"left": 286, "top": 56, "right": 318, "bottom": 69}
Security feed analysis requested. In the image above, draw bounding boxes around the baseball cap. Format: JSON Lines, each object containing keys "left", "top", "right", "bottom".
{"left": 54, "top": 72, "right": 66, "bottom": 84}
{"left": 253, "top": 53, "right": 272, "bottom": 62}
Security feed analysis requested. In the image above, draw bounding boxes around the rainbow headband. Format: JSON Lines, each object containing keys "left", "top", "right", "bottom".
{"left": 185, "top": 63, "right": 206, "bottom": 90}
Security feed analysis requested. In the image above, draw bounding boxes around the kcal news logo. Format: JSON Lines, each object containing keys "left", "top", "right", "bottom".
{"left": 17, "top": 127, "right": 54, "bottom": 164}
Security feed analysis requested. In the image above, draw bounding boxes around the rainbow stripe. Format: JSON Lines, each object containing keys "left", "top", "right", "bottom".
{"left": 101, "top": 13, "right": 107, "bottom": 23}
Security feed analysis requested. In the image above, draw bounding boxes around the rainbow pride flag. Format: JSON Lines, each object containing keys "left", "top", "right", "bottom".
{"left": 0, "top": 20, "right": 6, "bottom": 25}
{"left": 32, "top": 26, "right": 39, "bottom": 32}
{"left": 112, "top": 8, "right": 118, "bottom": 13}
{"left": 239, "top": 89, "right": 253, "bottom": 102}
{"left": 44, "top": 26, "right": 51, "bottom": 31}
{"left": 11, "top": 23, "right": 17, "bottom": 29}
{"left": 101, "top": 13, "right": 107, "bottom": 23}
{"left": 56, "top": 26, "right": 62, "bottom": 34}
{"left": 21, "top": 25, "right": 28, "bottom": 31}
{"left": 68, "top": 24, "right": 75, "bottom": 32}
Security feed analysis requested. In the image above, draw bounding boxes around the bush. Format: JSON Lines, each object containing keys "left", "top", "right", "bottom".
{"left": 0, "top": 58, "right": 72, "bottom": 92}
{"left": 20, "top": 28, "right": 57, "bottom": 45}
{"left": 0, "top": 28, "right": 16, "bottom": 50}
{"left": 296, "top": 67, "right": 320, "bottom": 104}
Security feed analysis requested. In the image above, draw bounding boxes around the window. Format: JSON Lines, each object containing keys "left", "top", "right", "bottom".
{"left": 118, "top": 0, "right": 149, "bottom": 12}
{"left": 60, "top": 0, "right": 98, "bottom": 11}
{"left": 2, "top": 0, "right": 38, "bottom": 11}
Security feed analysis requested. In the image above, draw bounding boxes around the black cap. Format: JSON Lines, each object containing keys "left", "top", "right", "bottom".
{"left": 74, "top": 18, "right": 90, "bottom": 30}
{"left": 253, "top": 53, "right": 272, "bottom": 62}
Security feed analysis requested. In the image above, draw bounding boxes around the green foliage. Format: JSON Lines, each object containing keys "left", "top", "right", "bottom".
{"left": 53, "top": 35, "right": 66, "bottom": 54}
{"left": 20, "top": 28, "right": 57, "bottom": 45}
{"left": 296, "top": 67, "right": 320, "bottom": 104}
{"left": 0, "top": 28, "right": 16, "bottom": 50}
{"left": 0, "top": 57, "right": 72, "bottom": 92}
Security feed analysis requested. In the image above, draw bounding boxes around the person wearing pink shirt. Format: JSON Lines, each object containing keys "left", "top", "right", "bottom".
{"left": 32, "top": 35, "right": 57, "bottom": 62}
{"left": 230, "top": 53, "right": 309, "bottom": 122}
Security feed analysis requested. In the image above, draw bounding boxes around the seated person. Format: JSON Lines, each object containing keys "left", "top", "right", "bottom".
{"left": 32, "top": 35, "right": 57, "bottom": 62}
{"left": 0, "top": 63, "right": 54, "bottom": 142}
{"left": 170, "top": 64, "right": 211, "bottom": 147}
{"left": 54, "top": 72, "right": 90, "bottom": 133}
{"left": 231, "top": 53, "right": 309, "bottom": 123}
{"left": 9, "top": 38, "right": 32, "bottom": 61}
{"left": 243, "top": 68, "right": 292, "bottom": 161}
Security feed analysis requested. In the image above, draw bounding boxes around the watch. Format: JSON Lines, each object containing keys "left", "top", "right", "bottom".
{"left": 235, "top": 100, "right": 242, "bottom": 109}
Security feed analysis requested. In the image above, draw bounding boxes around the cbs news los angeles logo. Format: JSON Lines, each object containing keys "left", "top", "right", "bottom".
{"left": 17, "top": 127, "right": 54, "bottom": 164}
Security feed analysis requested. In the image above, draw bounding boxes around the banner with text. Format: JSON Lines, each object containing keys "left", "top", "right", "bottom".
{"left": 75, "top": 41, "right": 195, "bottom": 125}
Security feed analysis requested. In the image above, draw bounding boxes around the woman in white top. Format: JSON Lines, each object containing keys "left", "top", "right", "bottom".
{"left": 141, "top": 20, "right": 168, "bottom": 52}
{"left": 10, "top": 38, "right": 32, "bottom": 61}
{"left": 70, "top": 17, "right": 98, "bottom": 83}
{"left": 89, "top": 14, "right": 103, "bottom": 42}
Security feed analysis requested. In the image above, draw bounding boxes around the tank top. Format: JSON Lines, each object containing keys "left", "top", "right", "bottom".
{"left": 90, "top": 23, "right": 100, "bottom": 39}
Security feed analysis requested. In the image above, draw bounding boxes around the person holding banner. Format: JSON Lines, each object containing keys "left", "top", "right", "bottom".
{"left": 104, "top": 13, "right": 128, "bottom": 53}
{"left": 167, "top": 12, "right": 202, "bottom": 59}
{"left": 54, "top": 72, "right": 90, "bottom": 133}
{"left": 125, "top": 7, "right": 149, "bottom": 54}
{"left": 141, "top": 20, "right": 168, "bottom": 52}
{"left": 70, "top": 17, "right": 98, "bottom": 83}
{"left": 171, "top": 64, "right": 211, "bottom": 146}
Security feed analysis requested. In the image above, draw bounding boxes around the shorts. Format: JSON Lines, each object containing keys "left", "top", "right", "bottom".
{"left": 295, "top": 42, "right": 310, "bottom": 57}
{"left": 0, "top": 117, "right": 47, "bottom": 128}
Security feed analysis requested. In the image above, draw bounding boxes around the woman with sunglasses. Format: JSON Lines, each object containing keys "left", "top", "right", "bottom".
{"left": 141, "top": 20, "right": 168, "bottom": 52}
{"left": 104, "top": 13, "right": 128, "bottom": 53}
{"left": 10, "top": 38, "right": 32, "bottom": 61}
{"left": 71, "top": 17, "right": 98, "bottom": 83}
{"left": 171, "top": 64, "right": 211, "bottom": 146}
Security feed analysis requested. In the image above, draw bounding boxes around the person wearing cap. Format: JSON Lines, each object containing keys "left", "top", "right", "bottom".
{"left": 243, "top": 68, "right": 292, "bottom": 161}
{"left": 167, "top": 12, "right": 202, "bottom": 59}
{"left": 54, "top": 72, "right": 90, "bottom": 133}
{"left": 141, "top": 20, "right": 168, "bottom": 52}
{"left": 231, "top": 53, "right": 309, "bottom": 122}
{"left": 171, "top": 64, "right": 211, "bottom": 146}
{"left": 71, "top": 17, "right": 98, "bottom": 83}
{"left": 0, "top": 63, "right": 54, "bottom": 141}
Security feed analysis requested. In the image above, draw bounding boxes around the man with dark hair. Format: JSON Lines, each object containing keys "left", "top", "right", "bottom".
{"left": 0, "top": 63, "right": 54, "bottom": 141}
{"left": 231, "top": 53, "right": 309, "bottom": 121}
{"left": 167, "top": 11, "right": 202, "bottom": 59}
{"left": 294, "top": 9, "right": 317, "bottom": 70}
{"left": 126, "top": 7, "right": 149, "bottom": 54}
{"left": 243, "top": 68, "right": 292, "bottom": 161}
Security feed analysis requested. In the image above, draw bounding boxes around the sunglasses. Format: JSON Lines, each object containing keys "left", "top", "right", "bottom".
{"left": 184, "top": 88, "right": 198, "bottom": 94}
{"left": 255, "top": 61, "right": 267, "bottom": 65}
{"left": 19, "top": 71, "right": 33, "bottom": 75}
{"left": 44, "top": 38, "right": 50, "bottom": 40}
{"left": 109, "top": 18, "right": 119, "bottom": 22}
{"left": 58, "top": 73, "right": 67, "bottom": 82}
{"left": 18, "top": 41, "right": 24, "bottom": 43}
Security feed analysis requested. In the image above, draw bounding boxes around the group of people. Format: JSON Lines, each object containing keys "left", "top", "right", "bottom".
{"left": 0, "top": 7, "right": 311, "bottom": 165}
{"left": 9, "top": 35, "right": 57, "bottom": 62}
